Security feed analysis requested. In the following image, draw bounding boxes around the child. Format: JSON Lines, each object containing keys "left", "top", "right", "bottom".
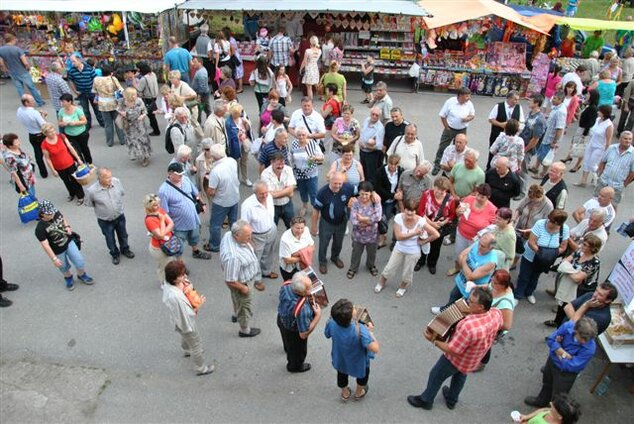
{"left": 275, "top": 66, "right": 293, "bottom": 106}
{"left": 360, "top": 56, "right": 374, "bottom": 104}
{"left": 85, "top": 57, "right": 101, "bottom": 76}
{"left": 255, "top": 27, "right": 270, "bottom": 58}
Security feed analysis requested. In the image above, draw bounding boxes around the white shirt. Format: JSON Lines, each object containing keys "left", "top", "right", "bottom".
{"left": 288, "top": 109, "right": 326, "bottom": 136}
{"left": 581, "top": 198, "right": 616, "bottom": 227}
{"left": 240, "top": 193, "right": 275, "bottom": 233}
{"left": 207, "top": 157, "right": 240, "bottom": 207}
{"left": 386, "top": 166, "right": 399, "bottom": 194}
{"left": 386, "top": 136, "right": 425, "bottom": 172}
{"left": 278, "top": 227, "right": 314, "bottom": 271}
{"left": 394, "top": 214, "right": 427, "bottom": 255}
{"left": 488, "top": 101, "right": 525, "bottom": 126}
{"left": 570, "top": 220, "right": 608, "bottom": 252}
{"left": 439, "top": 97, "right": 475, "bottom": 130}
{"left": 561, "top": 72, "right": 583, "bottom": 96}
{"left": 260, "top": 165, "right": 297, "bottom": 206}
{"left": 440, "top": 145, "right": 466, "bottom": 169}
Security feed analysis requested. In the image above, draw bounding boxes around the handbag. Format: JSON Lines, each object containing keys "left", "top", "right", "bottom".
{"left": 378, "top": 215, "right": 389, "bottom": 235}
{"left": 542, "top": 148, "right": 555, "bottom": 167}
{"left": 533, "top": 226, "right": 563, "bottom": 273}
{"left": 69, "top": 231, "right": 82, "bottom": 250}
{"left": 112, "top": 76, "right": 123, "bottom": 101}
{"left": 316, "top": 75, "right": 325, "bottom": 96}
{"left": 433, "top": 193, "right": 454, "bottom": 238}
{"left": 570, "top": 135, "right": 587, "bottom": 158}
{"left": 182, "top": 282, "right": 205, "bottom": 312}
{"left": 165, "top": 180, "right": 205, "bottom": 214}
{"left": 161, "top": 234, "right": 183, "bottom": 256}
{"left": 17, "top": 192, "right": 39, "bottom": 223}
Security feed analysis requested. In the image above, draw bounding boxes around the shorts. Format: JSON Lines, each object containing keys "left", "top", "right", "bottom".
{"left": 361, "top": 80, "right": 373, "bottom": 93}
{"left": 536, "top": 143, "right": 552, "bottom": 162}
{"left": 174, "top": 227, "right": 200, "bottom": 247}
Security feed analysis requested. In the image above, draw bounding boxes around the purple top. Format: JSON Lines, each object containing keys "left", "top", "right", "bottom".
{"left": 350, "top": 200, "right": 382, "bottom": 244}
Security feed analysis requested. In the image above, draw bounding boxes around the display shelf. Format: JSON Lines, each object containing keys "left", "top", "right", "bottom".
{"left": 339, "top": 65, "right": 409, "bottom": 76}
{"left": 341, "top": 58, "right": 412, "bottom": 68}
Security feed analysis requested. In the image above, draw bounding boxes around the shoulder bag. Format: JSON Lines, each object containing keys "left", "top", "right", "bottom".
{"left": 302, "top": 114, "right": 325, "bottom": 153}
{"left": 165, "top": 180, "right": 205, "bottom": 214}
{"left": 434, "top": 193, "right": 454, "bottom": 238}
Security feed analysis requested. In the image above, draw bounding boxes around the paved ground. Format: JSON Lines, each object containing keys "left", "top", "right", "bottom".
{"left": 0, "top": 79, "right": 632, "bottom": 423}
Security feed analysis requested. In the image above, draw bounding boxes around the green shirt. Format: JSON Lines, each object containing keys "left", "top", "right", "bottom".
{"left": 322, "top": 72, "right": 346, "bottom": 102}
{"left": 527, "top": 411, "right": 549, "bottom": 424}
{"left": 450, "top": 163, "right": 485, "bottom": 198}
{"left": 582, "top": 35, "right": 604, "bottom": 58}
{"left": 494, "top": 225, "right": 516, "bottom": 270}
{"left": 58, "top": 107, "right": 86, "bottom": 136}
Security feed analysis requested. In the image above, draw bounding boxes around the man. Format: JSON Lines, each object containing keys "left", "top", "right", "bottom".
{"left": 203, "top": 99, "right": 228, "bottom": 147}
{"left": 241, "top": 181, "right": 279, "bottom": 291}
{"left": 582, "top": 31, "right": 604, "bottom": 59}
{"left": 259, "top": 128, "right": 290, "bottom": 173}
{"left": 277, "top": 271, "right": 321, "bottom": 373}
{"left": 158, "top": 162, "right": 211, "bottom": 260}
{"left": 190, "top": 57, "right": 211, "bottom": 125}
{"left": 396, "top": 161, "right": 433, "bottom": 212}
{"left": 358, "top": 107, "right": 385, "bottom": 183}
{"left": 369, "top": 81, "right": 393, "bottom": 125}
{"left": 560, "top": 64, "right": 587, "bottom": 96}
{"left": 433, "top": 88, "right": 475, "bottom": 175}
{"left": 170, "top": 107, "right": 197, "bottom": 155}
{"left": 450, "top": 149, "right": 485, "bottom": 200}
{"left": 408, "top": 288, "right": 502, "bottom": 411}
{"left": 261, "top": 152, "right": 297, "bottom": 229}
{"left": 485, "top": 157, "right": 520, "bottom": 208}
{"left": 596, "top": 131, "right": 634, "bottom": 206}
{"left": 519, "top": 95, "right": 547, "bottom": 198}
{"left": 0, "top": 33, "right": 45, "bottom": 106}
{"left": 205, "top": 144, "right": 239, "bottom": 252}
{"left": 619, "top": 79, "right": 634, "bottom": 136}
{"left": 84, "top": 168, "right": 135, "bottom": 265}
{"left": 67, "top": 53, "right": 103, "bottom": 128}
{"left": 268, "top": 25, "right": 294, "bottom": 73}
{"left": 44, "top": 61, "right": 72, "bottom": 117}
{"left": 585, "top": 51, "right": 601, "bottom": 80}
{"left": 288, "top": 97, "right": 326, "bottom": 145}
{"left": 487, "top": 90, "right": 524, "bottom": 168}
{"left": 164, "top": 36, "right": 193, "bottom": 84}
{"left": 383, "top": 107, "right": 410, "bottom": 155}
{"left": 439, "top": 133, "right": 468, "bottom": 176}
{"left": 386, "top": 124, "right": 424, "bottom": 172}
{"left": 540, "top": 162, "right": 568, "bottom": 210}
{"left": 530, "top": 91, "right": 567, "bottom": 177}
{"left": 572, "top": 187, "right": 616, "bottom": 227}
{"left": 311, "top": 172, "right": 355, "bottom": 274}
{"left": 219, "top": 220, "right": 261, "bottom": 338}
{"left": 524, "top": 317, "right": 597, "bottom": 408}
{"left": 567, "top": 210, "right": 609, "bottom": 253}
{"left": 16, "top": 94, "right": 48, "bottom": 178}
{"left": 194, "top": 23, "right": 212, "bottom": 85}
{"left": 563, "top": 282, "right": 618, "bottom": 335}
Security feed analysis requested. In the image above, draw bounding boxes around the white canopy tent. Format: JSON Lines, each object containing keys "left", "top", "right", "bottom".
{"left": 0, "top": 0, "right": 182, "bottom": 14}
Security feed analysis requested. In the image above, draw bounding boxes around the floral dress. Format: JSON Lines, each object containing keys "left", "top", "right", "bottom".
{"left": 302, "top": 48, "right": 322, "bottom": 85}
{"left": 351, "top": 200, "right": 382, "bottom": 244}
{"left": 556, "top": 250, "right": 600, "bottom": 303}
{"left": 489, "top": 133, "right": 525, "bottom": 173}
{"left": 119, "top": 98, "right": 151, "bottom": 161}
{"left": 332, "top": 117, "right": 360, "bottom": 154}
{"left": 2, "top": 149, "right": 35, "bottom": 193}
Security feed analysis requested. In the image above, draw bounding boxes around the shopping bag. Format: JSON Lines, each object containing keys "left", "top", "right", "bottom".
{"left": 542, "top": 149, "right": 555, "bottom": 167}
{"left": 18, "top": 192, "right": 39, "bottom": 223}
{"left": 570, "top": 135, "right": 587, "bottom": 159}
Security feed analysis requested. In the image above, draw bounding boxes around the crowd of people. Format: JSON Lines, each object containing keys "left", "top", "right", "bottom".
{"left": 1, "top": 22, "right": 633, "bottom": 421}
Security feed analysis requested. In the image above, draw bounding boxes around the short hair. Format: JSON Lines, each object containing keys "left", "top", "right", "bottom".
{"left": 59, "top": 93, "right": 74, "bottom": 103}
{"left": 404, "top": 198, "right": 419, "bottom": 212}
{"left": 464, "top": 147, "right": 479, "bottom": 160}
{"left": 221, "top": 66, "right": 232, "bottom": 79}
{"left": 598, "top": 281, "right": 618, "bottom": 302}
{"left": 575, "top": 317, "right": 598, "bottom": 341}
{"left": 229, "top": 103, "right": 243, "bottom": 115}
{"left": 341, "top": 104, "right": 354, "bottom": 114}
{"left": 433, "top": 176, "right": 451, "bottom": 192}
{"left": 271, "top": 109, "right": 285, "bottom": 124}
{"left": 527, "top": 184, "right": 545, "bottom": 199}
{"left": 209, "top": 143, "right": 226, "bottom": 160}
{"left": 137, "top": 61, "right": 152, "bottom": 75}
{"left": 551, "top": 394, "right": 581, "bottom": 424}
{"left": 123, "top": 87, "right": 137, "bottom": 101}
{"left": 174, "top": 106, "right": 189, "bottom": 118}
{"left": 472, "top": 287, "right": 493, "bottom": 311}
{"left": 50, "top": 61, "right": 62, "bottom": 73}
{"left": 213, "top": 99, "right": 226, "bottom": 113}
{"left": 504, "top": 118, "right": 520, "bottom": 136}
{"left": 598, "top": 104, "right": 613, "bottom": 119}
{"left": 575, "top": 64, "right": 587, "bottom": 73}
{"left": 4, "top": 33, "right": 17, "bottom": 43}
{"left": 199, "top": 23, "right": 209, "bottom": 34}
{"left": 270, "top": 152, "right": 285, "bottom": 162}
{"left": 267, "top": 89, "right": 280, "bottom": 100}
{"left": 475, "top": 183, "right": 492, "bottom": 198}
{"left": 274, "top": 128, "right": 288, "bottom": 141}
{"left": 168, "top": 70, "right": 181, "bottom": 81}
{"left": 2, "top": 133, "right": 19, "bottom": 148}
{"left": 492, "top": 269, "right": 513, "bottom": 289}
{"left": 222, "top": 86, "right": 237, "bottom": 101}
{"left": 375, "top": 81, "right": 387, "bottom": 90}
{"left": 583, "top": 233, "right": 603, "bottom": 255}
{"left": 159, "top": 84, "right": 171, "bottom": 96}
{"left": 387, "top": 154, "right": 401, "bottom": 165}
{"left": 390, "top": 107, "right": 402, "bottom": 115}
{"left": 624, "top": 47, "right": 634, "bottom": 59}
{"left": 621, "top": 130, "right": 633, "bottom": 139}
{"left": 358, "top": 181, "right": 374, "bottom": 193}
{"left": 164, "top": 260, "right": 187, "bottom": 285}
{"left": 331, "top": 298, "right": 354, "bottom": 327}
{"left": 41, "top": 122, "right": 56, "bottom": 135}
{"left": 96, "top": 167, "right": 111, "bottom": 179}
{"left": 531, "top": 94, "right": 545, "bottom": 107}
{"left": 325, "top": 83, "right": 338, "bottom": 95}
{"left": 417, "top": 160, "right": 433, "bottom": 174}
{"left": 168, "top": 36, "right": 178, "bottom": 45}
{"left": 291, "top": 271, "right": 309, "bottom": 294}
{"left": 457, "top": 87, "right": 471, "bottom": 96}
{"left": 497, "top": 207, "right": 513, "bottom": 221}
{"left": 252, "top": 179, "right": 268, "bottom": 193}
{"left": 589, "top": 50, "right": 600, "bottom": 59}
{"left": 143, "top": 193, "right": 160, "bottom": 211}
{"left": 231, "top": 219, "right": 251, "bottom": 236}
{"left": 301, "top": 96, "right": 313, "bottom": 104}
{"left": 176, "top": 144, "right": 192, "bottom": 159}
{"left": 341, "top": 143, "right": 355, "bottom": 154}
{"left": 506, "top": 90, "right": 519, "bottom": 99}
{"left": 290, "top": 216, "right": 306, "bottom": 226}
{"left": 552, "top": 90, "right": 565, "bottom": 101}
{"left": 548, "top": 209, "right": 568, "bottom": 226}
{"left": 589, "top": 209, "right": 606, "bottom": 222}
{"left": 201, "top": 138, "right": 213, "bottom": 149}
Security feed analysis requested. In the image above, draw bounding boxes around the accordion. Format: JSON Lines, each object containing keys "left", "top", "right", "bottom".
{"left": 305, "top": 266, "right": 329, "bottom": 307}
{"left": 426, "top": 299, "right": 470, "bottom": 341}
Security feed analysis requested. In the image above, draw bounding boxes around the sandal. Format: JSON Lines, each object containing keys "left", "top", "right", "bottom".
{"left": 354, "top": 385, "right": 369, "bottom": 401}
{"left": 377, "top": 242, "right": 387, "bottom": 250}
{"left": 254, "top": 282, "right": 266, "bottom": 291}
{"left": 396, "top": 285, "right": 408, "bottom": 298}
{"left": 374, "top": 283, "right": 385, "bottom": 293}
{"left": 341, "top": 386, "right": 352, "bottom": 401}
{"left": 369, "top": 267, "right": 379, "bottom": 277}
{"left": 569, "top": 166, "right": 581, "bottom": 173}
{"left": 446, "top": 268, "right": 459, "bottom": 276}
{"left": 196, "top": 364, "right": 216, "bottom": 376}
{"left": 346, "top": 270, "right": 355, "bottom": 279}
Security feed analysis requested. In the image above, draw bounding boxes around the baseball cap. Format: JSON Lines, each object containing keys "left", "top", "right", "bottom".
{"left": 167, "top": 162, "right": 185, "bottom": 175}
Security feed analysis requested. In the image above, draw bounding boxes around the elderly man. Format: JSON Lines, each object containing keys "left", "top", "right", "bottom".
{"left": 84, "top": 168, "right": 134, "bottom": 265}
{"left": 169, "top": 107, "right": 197, "bottom": 156}
{"left": 369, "top": 81, "right": 393, "bottom": 125}
{"left": 261, "top": 152, "right": 297, "bottom": 229}
{"left": 530, "top": 91, "right": 567, "bottom": 177}
{"left": 16, "top": 94, "right": 48, "bottom": 178}
{"left": 439, "top": 133, "right": 468, "bottom": 176}
{"left": 241, "top": 180, "right": 278, "bottom": 291}
{"left": 277, "top": 271, "right": 322, "bottom": 373}
{"left": 572, "top": 187, "right": 616, "bottom": 227}
{"left": 0, "top": 33, "right": 45, "bottom": 106}
{"left": 259, "top": 128, "right": 290, "bottom": 173}
{"left": 596, "top": 131, "right": 634, "bottom": 206}
{"left": 288, "top": 97, "right": 326, "bottom": 144}
{"left": 540, "top": 162, "right": 568, "bottom": 210}
{"left": 409, "top": 288, "right": 502, "bottom": 411}
{"left": 383, "top": 107, "right": 410, "bottom": 155}
{"left": 190, "top": 57, "right": 211, "bottom": 125}
{"left": 487, "top": 90, "right": 524, "bottom": 168}
{"left": 519, "top": 94, "right": 547, "bottom": 198}
{"left": 205, "top": 144, "right": 239, "bottom": 252}
{"left": 433, "top": 88, "right": 476, "bottom": 175}
{"left": 44, "top": 61, "right": 72, "bottom": 117}
{"left": 203, "top": 99, "right": 228, "bottom": 147}
{"left": 396, "top": 161, "right": 433, "bottom": 212}
{"left": 585, "top": 51, "right": 601, "bottom": 80}
{"left": 524, "top": 317, "right": 597, "bottom": 408}
{"left": 164, "top": 36, "right": 193, "bottom": 84}
{"left": 358, "top": 107, "right": 385, "bottom": 183}
{"left": 386, "top": 124, "right": 424, "bottom": 172}
{"left": 67, "top": 53, "right": 103, "bottom": 128}
{"left": 485, "top": 157, "right": 520, "bottom": 208}
{"left": 563, "top": 282, "right": 618, "bottom": 335}
{"left": 219, "top": 220, "right": 261, "bottom": 338}
{"left": 450, "top": 148, "right": 485, "bottom": 200}
{"left": 311, "top": 172, "right": 355, "bottom": 274}
{"left": 158, "top": 162, "right": 210, "bottom": 260}
{"left": 572, "top": 209, "right": 610, "bottom": 250}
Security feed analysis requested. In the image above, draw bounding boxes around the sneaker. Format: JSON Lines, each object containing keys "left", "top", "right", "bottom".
{"left": 0, "top": 295, "right": 12, "bottom": 307}
{"left": 77, "top": 273, "right": 94, "bottom": 285}
{"left": 196, "top": 364, "right": 215, "bottom": 376}
{"left": 65, "top": 276, "right": 75, "bottom": 291}
{"left": 242, "top": 179, "right": 253, "bottom": 187}
{"left": 431, "top": 167, "right": 440, "bottom": 176}
{"left": 527, "top": 295, "right": 536, "bottom": 305}
{"left": 431, "top": 306, "right": 441, "bottom": 315}
{"left": 192, "top": 250, "right": 211, "bottom": 260}
{"left": 443, "top": 236, "right": 453, "bottom": 246}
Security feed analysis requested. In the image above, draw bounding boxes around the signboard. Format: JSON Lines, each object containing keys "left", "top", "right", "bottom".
{"left": 608, "top": 241, "right": 634, "bottom": 307}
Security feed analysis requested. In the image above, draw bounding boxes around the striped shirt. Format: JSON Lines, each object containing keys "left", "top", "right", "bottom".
{"left": 44, "top": 72, "right": 72, "bottom": 111}
{"left": 157, "top": 178, "right": 200, "bottom": 231}
{"left": 542, "top": 103, "right": 567, "bottom": 145}
{"left": 219, "top": 232, "right": 259, "bottom": 283}
{"left": 278, "top": 284, "right": 314, "bottom": 332}
{"left": 523, "top": 219, "right": 570, "bottom": 262}
{"left": 599, "top": 144, "right": 634, "bottom": 190}
{"left": 258, "top": 141, "right": 289, "bottom": 168}
{"left": 67, "top": 63, "right": 97, "bottom": 94}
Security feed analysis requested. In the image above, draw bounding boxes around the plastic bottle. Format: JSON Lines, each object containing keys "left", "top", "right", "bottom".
{"left": 595, "top": 376, "right": 611, "bottom": 396}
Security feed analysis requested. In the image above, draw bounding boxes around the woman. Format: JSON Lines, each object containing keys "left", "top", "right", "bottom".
{"left": 375, "top": 154, "right": 404, "bottom": 248}
{"left": 57, "top": 93, "right": 92, "bottom": 165}
{"left": 213, "top": 31, "right": 233, "bottom": 81}
{"left": 375, "top": 199, "right": 439, "bottom": 297}
{"left": 546, "top": 233, "right": 602, "bottom": 328}
{"left": 35, "top": 200, "right": 93, "bottom": 290}
{"left": 172, "top": 144, "right": 197, "bottom": 186}
{"left": 519, "top": 393, "right": 581, "bottom": 424}
{"left": 194, "top": 138, "right": 215, "bottom": 196}
{"left": 162, "top": 260, "right": 215, "bottom": 376}
{"left": 2, "top": 133, "right": 36, "bottom": 196}
{"left": 324, "top": 298, "right": 379, "bottom": 401}
{"left": 544, "top": 64, "right": 562, "bottom": 110}
{"left": 488, "top": 207, "right": 516, "bottom": 271}
{"left": 278, "top": 216, "right": 315, "bottom": 281}
{"left": 603, "top": 55, "right": 623, "bottom": 85}
{"left": 490, "top": 118, "right": 524, "bottom": 173}
{"left": 514, "top": 209, "right": 570, "bottom": 304}
{"left": 226, "top": 103, "right": 252, "bottom": 186}
{"left": 618, "top": 47, "right": 634, "bottom": 96}
{"left": 328, "top": 35, "right": 344, "bottom": 66}
{"left": 327, "top": 144, "right": 364, "bottom": 190}
{"left": 575, "top": 104, "right": 614, "bottom": 187}
{"left": 144, "top": 193, "right": 176, "bottom": 284}
{"left": 93, "top": 64, "right": 126, "bottom": 146}
{"left": 417, "top": 176, "right": 456, "bottom": 274}
{"left": 300, "top": 36, "right": 322, "bottom": 100}
{"left": 290, "top": 127, "right": 324, "bottom": 217}
{"left": 322, "top": 60, "right": 347, "bottom": 103}
{"left": 41, "top": 123, "right": 85, "bottom": 205}
{"left": 322, "top": 84, "right": 342, "bottom": 152}
{"left": 263, "top": 109, "right": 287, "bottom": 144}
{"left": 564, "top": 90, "right": 599, "bottom": 170}
{"left": 348, "top": 181, "right": 382, "bottom": 279}
{"left": 512, "top": 184, "right": 554, "bottom": 269}
{"left": 331, "top": 104, "right": 360, "bottom": 156}
{"left": 590, "top": 70, "right": 617, "bottom": 107}
{"left": 223, "top": 27, "right": 244, "bottom": 93}
{"left": 136, "top": 61, "right": 160, "bottom": 136}
{"left": 168, "top": 70, "right": 199, "bottom": 125}
{"left": 563, "top": 81, "right": 580, "bottom": 130}
{"left": 274, "top": 66, "right": 293, "bottom": 106}
{"left": 259, "top": 89, "right": 288, "bottom": 132}
{"left": 249, "top": 56, "right": 274, "bottom": 111}
{"left": 117, "top": 87, "right": 152, "bottom": 167}
{"left": 447, "top": 183, "right": 497, "bottom": 276}
{"left": 215, "top": 66, "right": 236, "bottom": 97}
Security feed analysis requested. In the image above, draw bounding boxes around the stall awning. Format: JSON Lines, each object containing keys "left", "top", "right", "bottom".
{"left": 525, "top": 15, "right": 634, "bottom": 32}
{"left": 177, "top": 0, "right": 430, "bottom": 16}
{"left": 0, "top": 0, "right": 182, "bottom": 14}
{"left": 418, "top": 0, "right": 553, "bottom": 34}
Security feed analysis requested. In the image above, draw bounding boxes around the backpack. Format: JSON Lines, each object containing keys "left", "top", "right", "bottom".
{"left": 165, "top": 122, "right": 183, "bottom": 154}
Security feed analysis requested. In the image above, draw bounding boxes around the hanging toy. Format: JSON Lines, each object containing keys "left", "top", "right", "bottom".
{"left": 87, "top": 17, "right": 103, "bottom": 32}
{"left": 29, "top": 67, "right": 41, "bottom": 84}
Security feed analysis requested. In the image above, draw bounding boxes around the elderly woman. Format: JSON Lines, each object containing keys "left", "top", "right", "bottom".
{"left": 58, "top": 93, "right": 92, "bottom": 164}
{"left": 331, "top": 104, "right": 360, "bottom": 156}
{"left": 168, "top": 70, "right": 199, "bottom": 124}
{"left": 136, "top": 61, "right": 160, "bottom": 136}
{"left": 327, "top": 144, "right": 364, "bottom": 191}
{"left": 259, "top": 89, "right": 288, "bottom": 131}
{"left": 489, "top": 118, "right": 524, "bottom": 173}
{"left": 300, "top": 35, "right": 322, "bottom": 100}
{"left": 348, "top": 181, "right": 382, "bottom": 279}
{"left": 546, "top": 233, "right": 602, "bottom": 328}
{"left": 170, "top": 107, "right": 197, "bottom": 155}
{"left": 290, "top": 127, "right": 323, "bottom": 217}
{"left": 278, "top": 216, "right": 315, "bottom": 281}
{"left": 226, "top": 103, "right": 252, "bottom": 186}
{"left": 93, "top": 64, "right": 126, "bottom": 146}
{"left": 41, "top": 123, "right": 85, "bottom": 205}
{"left": 2, "top": 133, "right": 36, "bottom": 196}
{"left": 118, "top": 87, "right": 152, "bottom": 167}
{"left": 515, "top": 209, "right": 570, "bottom": 304}
{"left": 325, "top": 298, "right": 380, "bottom": 401}
{"left": 375, "top": 154, "right": 404, "bottom": 249}
{"left": 171, "top": 144, "right": 197, "bottom": 186}
{"left": 194, "top": 138, "right": 215, "bottom": 195}
{"left": 144, "top": 193, "right": 176, "bottom": 284}
{"left": 375, "top": 199, "right": 439, "bottom": 297}
{"left": 512, "top": 184, "right": 554, "bottom": 269}
{"left": 575, "top": 104, "right": 614, "bottom": 187}
{"left": 35, "top": 200, "right": 94, "bottom": 291}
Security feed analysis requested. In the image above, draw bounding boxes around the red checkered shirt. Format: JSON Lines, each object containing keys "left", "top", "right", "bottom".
{"left": 446, "top": 309, "right": 503, "bottom": 374}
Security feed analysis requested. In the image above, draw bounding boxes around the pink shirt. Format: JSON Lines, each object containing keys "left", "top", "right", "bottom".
{"left": 545, "top": 73, "right": 562, "bottom": 98}
{"left": 457, "top": 195, "right": 497, "bottom": 241}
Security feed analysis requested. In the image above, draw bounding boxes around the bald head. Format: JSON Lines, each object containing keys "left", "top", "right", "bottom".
{"left": 454, "top": 134, "right": 468, "bottom": 152}
{"left": 21, "top": 94, "right": 35, "bottom": 106}
{"left": 597, "top": 187, "right": 615, "bottom": 206}
{"left": 329, "top": 172, "right": 345, "bottom": 193}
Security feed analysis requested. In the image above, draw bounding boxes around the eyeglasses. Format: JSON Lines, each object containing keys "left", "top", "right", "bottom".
{"left": 203, "top": 148, "right": 211, "bottom": 151}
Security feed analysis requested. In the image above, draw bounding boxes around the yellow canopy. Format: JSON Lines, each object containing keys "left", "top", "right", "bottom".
{"left": 525, "top": 15, "right": 634, "bottom": 32}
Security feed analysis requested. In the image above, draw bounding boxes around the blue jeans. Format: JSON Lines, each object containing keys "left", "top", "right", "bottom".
{"left": 174, "top": 227, "right": 201, "bottom": 248}
{"left": 274, "top": 202, "right": 295, "bottom": 229}
{"left": 97, "top": 214, "right": 130, "bottom": 258}
{"left": 10, "top": 72, "right": 44, "bottom": 106}
{"left": 296, "top": 177, "right": 318, "bottom": 206}
{"left": 101, "top": 110, "right": 126, "bottom": 146}
{"left": 514, "top": 256, "right": 543, "bottom": 299}
{"left": 77, "top": 92, "right": 104, "bottom": 128}
{"left": 419, "top": 355, "right": 467, "bottom": 405}
{"left": 58, "top": 240, "right": 86, "bottom": 274}
{"left": 209, "top": 202, "right": 238, "bottom": 250}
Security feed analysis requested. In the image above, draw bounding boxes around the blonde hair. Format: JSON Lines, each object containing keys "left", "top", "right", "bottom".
{"left": 168, "top": 94, "right": 184, "bottom": 109}
{"left": 310, "top": 35, "right": 319, "bottom": 47}
{"left": 143, "top": 194, "right": 160, "bottom": 212}
{"left": 329, "top": 60, "right": 338, "bottom": 72}
{"left": 599, "top": 70, "right": 611, "bottom": 80}
{"left": 41, "top": 122, "right": 56, "bottom": 135}
{"left": 229, "top": 103, "right": 243, "bottom": 115}
{"left": 123, "top": 87, "right": 137, "bottom": 101}
{"left": 168, "top": 70, "right": 181, "bottom": 81}
{"left": 159, "top": 84, "right": 171, "bottom": 96}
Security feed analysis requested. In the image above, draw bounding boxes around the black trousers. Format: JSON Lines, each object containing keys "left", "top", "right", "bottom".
{"left": 280, "top": 267, "right": 298, "bottom": 282}
{"left": 57, "top": 164, "right": 84, "bottom": 199}
{"left": 277, "top": 315, "right": 308, "bottom": 371}
{"left": 338, "top": 367, "right": 370, "bottom": 388}
{"left": 420, "top": 235, "right": 444, "bottom": 267}
{"left": 142, "top": 98, "right": 160, "bottom": 134}
{"left": 535, "top": 357, "right": 579, "bottom": 405}
{"left": 28, "top": 132, "right": 47, "bottom": 178}
{"left": 66, "top": 130, "right": 92, "bottom": 164}
{"left": 360, "top": 150, "right": 383, "bottom": 184}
